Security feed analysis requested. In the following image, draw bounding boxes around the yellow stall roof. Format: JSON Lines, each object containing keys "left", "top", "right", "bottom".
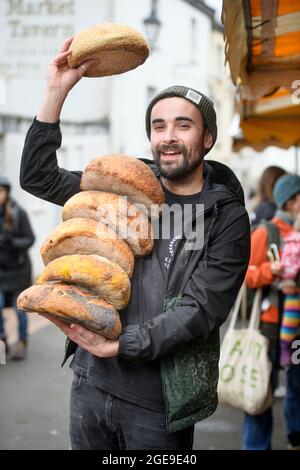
{"left": 222, "top": 0, "right": 300, "bottom": 99}
{"left": 222, "top": 0, "right": 300, "bottom": 150}
{"left": 234, "top": 87, "right": 300, "bottom": 151}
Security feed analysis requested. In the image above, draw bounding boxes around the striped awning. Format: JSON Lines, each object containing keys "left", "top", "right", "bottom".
{"left": 222, "top": 0, "right": 300, "bottom": 100}
{"left": 222, "top": 0, "right": 300, "bottom": 150}
{"left": 233, "top": 88, "right": 300, "bottom": 151}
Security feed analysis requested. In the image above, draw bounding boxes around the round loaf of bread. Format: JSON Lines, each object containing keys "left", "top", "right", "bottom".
{"left": 37, "top": 254, "right": 131, "bottom": 310}
{"left": 80, "top": 156, "right": 165, "bottom": 217}
{"left": 17, "top": 282, "right": 121, "bottom": 339}
{"left": 67, "top": 23, "right": 149, "bottom": 77}
{"left": 40, "top": 218, "right": 134, "bottom": 278}
{"left": 61, "top": 191, "right": 153, "bottom": 256}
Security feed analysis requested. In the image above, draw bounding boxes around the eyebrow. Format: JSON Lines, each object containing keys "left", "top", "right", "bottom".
{"left": 151, "top": 116, "right": 194, "bottom": 124}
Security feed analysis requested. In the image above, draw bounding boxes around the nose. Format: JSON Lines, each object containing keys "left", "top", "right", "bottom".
{"left": 162, "top": 126, "right": 178, "bottom": 145}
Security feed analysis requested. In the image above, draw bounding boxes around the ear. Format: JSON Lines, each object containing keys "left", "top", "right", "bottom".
{"left": 204, "top": 129, "right": 213, "bottom": 150}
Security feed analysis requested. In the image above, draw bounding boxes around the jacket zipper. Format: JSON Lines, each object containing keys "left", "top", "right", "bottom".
{"left": 165, "top": 204, "right": 215, "bottom": 296}
{"left": 160, "top": 204, "right": 215, "bottom": 432}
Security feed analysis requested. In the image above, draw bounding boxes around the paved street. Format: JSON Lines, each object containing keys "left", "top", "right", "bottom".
{"left": 0, "top": 310, "right": 287, "bottom": 450}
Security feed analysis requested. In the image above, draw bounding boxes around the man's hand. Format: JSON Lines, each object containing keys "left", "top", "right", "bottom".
{"left": 46, "top": 36, "right": 96, "bottom": 96}
{"left": 41, "top": 314, "right": 119, "bottom": 358}
{"left": 37, "top": 37, "right": 97, "bottom": 123}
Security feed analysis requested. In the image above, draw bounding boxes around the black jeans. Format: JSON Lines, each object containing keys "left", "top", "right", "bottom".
{"left": 69, "top": 372, "right": 194, "bottom": 450}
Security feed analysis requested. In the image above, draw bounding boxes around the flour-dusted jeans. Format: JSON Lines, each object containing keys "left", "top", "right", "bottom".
{"left": 69, "top": 372, "right": 195, "bottom": 450}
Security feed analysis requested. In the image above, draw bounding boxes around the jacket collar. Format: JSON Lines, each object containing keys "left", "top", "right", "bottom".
{"left": 140, "top": 158, "right": 245, "bottom": 211}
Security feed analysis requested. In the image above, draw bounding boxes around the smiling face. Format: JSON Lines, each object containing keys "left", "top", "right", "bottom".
{"left": 150, "top": 97, "right": 213, "bottom": 181}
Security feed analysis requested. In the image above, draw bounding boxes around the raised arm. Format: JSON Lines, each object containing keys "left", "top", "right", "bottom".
{"left": 20, "top": 37, "right": 96, "bottom": 207}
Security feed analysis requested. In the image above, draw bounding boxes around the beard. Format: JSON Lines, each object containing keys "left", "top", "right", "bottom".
{"left": 152, "top": 142, "right": 205, "bottom": 181}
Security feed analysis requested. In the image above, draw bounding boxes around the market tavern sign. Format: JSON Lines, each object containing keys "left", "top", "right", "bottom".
{"left": 1, "top": 0, "right": 76, "bottom": 76}
{"left": 5, "top": 0, "right": 75, "bottom": 38}
{"left": 6, "top": 0, "right": 75, "bottom": 16}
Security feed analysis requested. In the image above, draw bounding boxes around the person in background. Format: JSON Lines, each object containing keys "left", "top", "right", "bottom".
{"left": 244, "top": 174, "right": 300, "bottom": 450}
{"left": 248, "top": 166, "right": 287, "bottom": 397}
{"left": 0, "top": 176, "right": 35, "bottom": 360}
{"left": 278, "top": 214, "right": 300, "bottom": 368}
{"left": 250, "top": 166, "right": 286, "bottom": 229}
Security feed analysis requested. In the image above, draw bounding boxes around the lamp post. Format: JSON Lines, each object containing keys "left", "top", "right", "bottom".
{"left": 143, "top": 0, "right": 161, "bottom": 51}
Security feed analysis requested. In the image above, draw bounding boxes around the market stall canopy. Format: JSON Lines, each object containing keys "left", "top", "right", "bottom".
{"left": 222, "top": 0, "right": 300, "bottom": 100}
{"left": 233, "top": 87, "right": 300, "bottom": 151}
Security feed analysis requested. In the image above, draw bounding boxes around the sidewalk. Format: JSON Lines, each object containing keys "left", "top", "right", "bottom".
{"left": 0, "top": 310, "right": 72, "bottom": 450}
{"left": 0, "top": 311, "right": 288, "bottom": 450}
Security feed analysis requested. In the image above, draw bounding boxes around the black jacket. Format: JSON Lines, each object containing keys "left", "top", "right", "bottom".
{"left": 0, "top": 200, "right": 35, "bottom": 293}
{"left": 20, "top": 118, "right": 251, "bottom": 431}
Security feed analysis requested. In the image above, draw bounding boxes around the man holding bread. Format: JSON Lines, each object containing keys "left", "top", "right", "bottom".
{"left": 20, "top": 36, "right": 250, "bottom": 450}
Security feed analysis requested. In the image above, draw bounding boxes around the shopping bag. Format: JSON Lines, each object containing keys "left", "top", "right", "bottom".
{"left": 218, "top": 284, "right": 273, "bottom": 415}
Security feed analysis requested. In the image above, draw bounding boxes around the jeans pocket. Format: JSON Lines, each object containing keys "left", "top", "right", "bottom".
{"left": 71, "top": 372, "right": 88, "bottom": 389}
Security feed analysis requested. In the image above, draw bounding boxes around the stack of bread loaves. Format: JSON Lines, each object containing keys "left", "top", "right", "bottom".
{"left": 17, "top": 156, "right": 164, "bottom": 339}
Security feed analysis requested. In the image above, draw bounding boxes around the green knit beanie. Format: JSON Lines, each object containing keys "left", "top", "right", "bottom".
{"left": 145, "top": 85, "right": 217, "bottom": 153}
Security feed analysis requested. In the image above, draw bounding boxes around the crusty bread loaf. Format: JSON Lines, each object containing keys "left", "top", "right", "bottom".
{"left": 40, "top": 218, "right": 134, "bottom": 278}
{"left": 80, "top": 156, "right": 164, "bottom": 218}
{"left": 61, "top": 191, "right": 153, "bottom": 256}
{"left": 67, "top": 23, "right": 149, "bottom": 77}
{"left": 17, "top": 282, "right": 121, "bottom": 339}
{"left": 37, "top": 254, "right": 130, "bottom": 310}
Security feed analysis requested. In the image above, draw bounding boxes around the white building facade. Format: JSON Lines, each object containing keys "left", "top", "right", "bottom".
{"left": 0, "top": 0, "right": 222, "bottom": 277}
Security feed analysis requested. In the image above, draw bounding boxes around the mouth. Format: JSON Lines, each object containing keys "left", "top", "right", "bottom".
{"left": 160, "top": 151, "right": 182, "bottom": 160}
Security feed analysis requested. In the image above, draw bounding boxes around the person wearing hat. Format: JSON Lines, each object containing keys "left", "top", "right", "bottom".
{"left": 244, "top": 173, "right": 300, "bottom": 450}
{"left": 19, "top": 37, "right": 250, "bottom": 450}
{"left": 0, "top": 176, "right": 35, "bottom": 360}
{"left": 249, "top": 165, "right": 286, "bottom": 230}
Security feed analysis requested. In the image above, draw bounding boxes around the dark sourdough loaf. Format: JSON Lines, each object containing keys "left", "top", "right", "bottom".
{"left": 36, "top": 254, "right": 131, "bottom": 310}
{"left": 80, "top": 155, "right": 164, "bottom": 218}
{"left": 17, "top": 282, "right": 121, "bottom": 339}
{"left": 40, "top": 217, "right": 134, "bottom": 278}
{"left": 61, "top": 191, "right": 153, "bottom": 256}
{"left": 67, "top": 23, "right": 149, "bottom": 78}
